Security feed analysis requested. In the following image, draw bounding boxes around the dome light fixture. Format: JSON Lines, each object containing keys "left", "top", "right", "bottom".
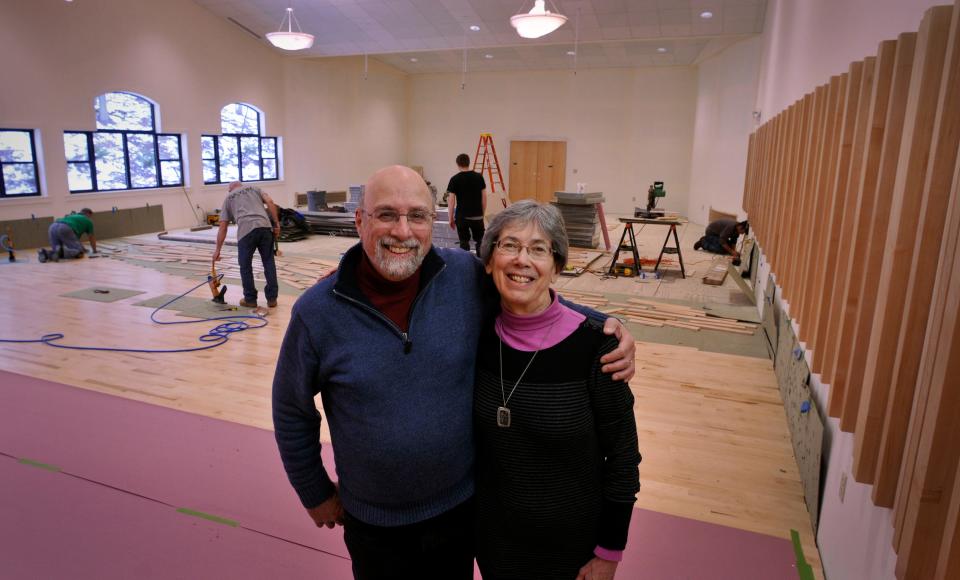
{"left": 700, "top": 10, "right": 714, "bottom": 19}
{"left": 510, "top": 0, "right": 568, "bottom": 39}
{"left": 266, "top": 6, "right": 314, "bottom": 51}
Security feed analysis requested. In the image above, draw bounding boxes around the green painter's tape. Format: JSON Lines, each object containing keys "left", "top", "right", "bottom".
{"left": 18, "top": 458, "right": 61, "bottom": 472}
{"left": 791, "top": 529, "right": 815, "bottom": 580}
{"left": 176, "top": 508, "right": 238, "bottom": 527}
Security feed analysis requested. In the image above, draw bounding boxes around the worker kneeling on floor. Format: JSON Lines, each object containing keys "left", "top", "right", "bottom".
{"left": 693, "top": 219, "right": 748, "bottom": 266}
{"left": 38, "top": 208, "right": 98, "bottom": 263}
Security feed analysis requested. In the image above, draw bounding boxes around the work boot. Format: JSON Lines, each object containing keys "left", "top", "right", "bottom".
{"left": 37, "top": 249, "right": 48, "bottom": 263}
{"left": 267, "top": 299, "right": 278, "bottom": 308}
{"left": 239, "top": 299, "right": 258, "bottom": 308}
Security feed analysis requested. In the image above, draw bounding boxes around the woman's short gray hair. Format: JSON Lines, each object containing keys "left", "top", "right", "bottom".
{"left": 480, "top": 200, "right": 569, "bottom": 274}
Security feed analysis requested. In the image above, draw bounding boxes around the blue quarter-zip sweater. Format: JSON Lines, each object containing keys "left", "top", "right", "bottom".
{"left": 272, "top": 243, "right": 488, "bottom": 526}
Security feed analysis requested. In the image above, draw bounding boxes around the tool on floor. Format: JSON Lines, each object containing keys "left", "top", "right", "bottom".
{"left": 208, "top": 265, "right": 227, "bottom": 304}
{"left": 1, "top": 228, "right": 15, "bottom": 262}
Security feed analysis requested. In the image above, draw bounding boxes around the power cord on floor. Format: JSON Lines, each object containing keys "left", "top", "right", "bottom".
{"left": 0, "top": 275, "right": 267, "bottom": 353}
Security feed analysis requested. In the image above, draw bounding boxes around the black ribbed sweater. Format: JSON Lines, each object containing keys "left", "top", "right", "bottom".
{"left": 474, "top": 319, "right": 642, "bottom": 579}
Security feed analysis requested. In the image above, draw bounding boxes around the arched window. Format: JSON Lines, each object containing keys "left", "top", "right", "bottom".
{"left": 201, "top": 102, "right": 279, "bottom": 184}
{"left": 64, "top": 91, "right": 184, "bottom": 193}
{"left": 0, "top": 129, "right": 41, "bottom": 197}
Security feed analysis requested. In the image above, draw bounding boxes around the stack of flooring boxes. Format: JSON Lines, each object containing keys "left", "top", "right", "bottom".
{"left": 344, "top": 185, "right": 363, "bottom": 214}
{"left": 553, "top": 192, "right": 603, "bottom": 249}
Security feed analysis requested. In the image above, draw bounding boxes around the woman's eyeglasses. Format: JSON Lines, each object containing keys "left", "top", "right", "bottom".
{"left": 494, "top": 239, "right": 554, "bottom": 260}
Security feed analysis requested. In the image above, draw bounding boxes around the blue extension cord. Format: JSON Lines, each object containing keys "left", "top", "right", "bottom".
{"left": 0, "top": 275, "right": 268, "bottom": 354}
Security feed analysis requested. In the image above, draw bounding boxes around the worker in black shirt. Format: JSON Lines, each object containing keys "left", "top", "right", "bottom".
{"left": 446, "top": 153, "right": 487, "bottom": 253}
{"left": 694, "top": 219, "right": 749, "bottom": 265}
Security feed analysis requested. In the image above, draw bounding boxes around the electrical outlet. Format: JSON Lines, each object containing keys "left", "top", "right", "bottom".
{"left": 839, "top": 472, "right": 848, "bottom": 503}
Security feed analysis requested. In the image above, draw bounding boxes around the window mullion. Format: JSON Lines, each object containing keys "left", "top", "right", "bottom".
{"left": 122, "top": 132, "right": 132, "bottom": 189}
{"left": 87, "top": 132, "right": 99, "bottom": 192}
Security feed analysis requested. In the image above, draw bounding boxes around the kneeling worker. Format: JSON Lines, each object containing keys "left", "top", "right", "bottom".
{"left": 694, "top": 218, "right": 749, "bottom": 265}
{"left": 38, "top": 208, "right": 97, "bottom": 262}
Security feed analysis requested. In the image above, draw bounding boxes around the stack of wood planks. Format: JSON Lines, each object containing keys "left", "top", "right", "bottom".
{"left": 559, "top": 290, "right": 756, "bottom": 335}
{"left": 98, "top": 240, "right": 338, "bottom": 291}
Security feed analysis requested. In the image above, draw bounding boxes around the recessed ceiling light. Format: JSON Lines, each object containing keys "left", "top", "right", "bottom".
{"left": 566, "top": 50, "right": 576, "bottom": 56}
{"left": 700, "top": 11, "right": 714, "bottom": 19}
{"left": 484, "top": 54, "right": 493, "bottom": 59}
{"left": 410, "top": 57, "right": 418, "bottom": 62}
{"left": 469, "top": 25, "right": 480, "bottom": 31}
{"left": 657, "top": 47, "right": 668, "bottom": 53}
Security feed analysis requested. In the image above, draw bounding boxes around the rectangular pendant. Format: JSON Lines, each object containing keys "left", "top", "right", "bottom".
{"left": 497, "top": 406, "right": 511, "bottom": 428}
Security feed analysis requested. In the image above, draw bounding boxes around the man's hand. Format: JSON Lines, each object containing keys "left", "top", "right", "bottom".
{"left": 306, "top": 492, "right": 344, "bottom": 529}
{"left": 600, "top": 318, "right": 636, "bottom": 382}
{"left": 449, "top": 219, "right": 456, "bottom": 230}
{"left": 212, "top": 249, "right": 221, "bottom": 263}
{"left": 576, "top": 557, "right": 618, "bottom": 580}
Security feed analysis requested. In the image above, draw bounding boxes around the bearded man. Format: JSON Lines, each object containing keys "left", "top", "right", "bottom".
{"left": 271, "top": 165, "right": 637, "bottom": 580}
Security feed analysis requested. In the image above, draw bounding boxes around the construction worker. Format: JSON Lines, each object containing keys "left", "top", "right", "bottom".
{"left": 213, "top": 181, "right": 281, "bottom": 308}
{"left": 694, "top": 219, "right": 749, "bottom": 265}
{"left": 38, "top": 208, "right": 98, "bottom": 262}
{"left": 446, "top": 153, "right": 487, "bottom": 253}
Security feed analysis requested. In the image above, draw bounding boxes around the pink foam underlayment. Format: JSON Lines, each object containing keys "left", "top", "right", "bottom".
{"left": 0, "top": 370, "right": 799, "bottom": 579}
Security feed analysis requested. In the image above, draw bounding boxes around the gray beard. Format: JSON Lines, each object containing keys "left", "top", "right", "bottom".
{"left": 373, "top": 237, "right": 425, "bottom": 280}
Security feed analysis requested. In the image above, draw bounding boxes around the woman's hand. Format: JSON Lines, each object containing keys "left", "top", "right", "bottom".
{"left": 576, "top": 557, "right": 618, "bottom": 580}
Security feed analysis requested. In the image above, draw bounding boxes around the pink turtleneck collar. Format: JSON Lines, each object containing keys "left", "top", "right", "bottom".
{"left": 494, "top": 290, "right": 586, "bottom": 352}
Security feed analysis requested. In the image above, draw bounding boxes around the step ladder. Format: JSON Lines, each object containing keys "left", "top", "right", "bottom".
{"left": 474, "top": 133, "right": 507, "bottom": 208}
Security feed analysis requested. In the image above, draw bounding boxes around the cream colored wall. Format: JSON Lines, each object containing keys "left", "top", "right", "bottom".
{"left": 688, "top": 37, "right": 762, "bottom": 225}
{"left": 282, "top": 57, "right": 408, "bottom": 196}
{"left": 0, "top": 0, "right": 409, "bottom": 232}
{"left": 406, "top": 67, "right": 698, "bottom": 217}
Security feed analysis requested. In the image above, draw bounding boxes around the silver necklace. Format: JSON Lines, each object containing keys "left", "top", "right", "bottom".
{"left": 497, "top": 318, "right": 559, "bottom": 428}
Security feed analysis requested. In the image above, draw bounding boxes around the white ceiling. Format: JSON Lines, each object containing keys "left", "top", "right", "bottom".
{"left": 194, "top": 0, "right": 767, "bottom": 73}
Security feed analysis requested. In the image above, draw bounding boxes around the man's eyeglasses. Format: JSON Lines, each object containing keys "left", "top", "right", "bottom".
{"left": 366, "top": 209, "right": 436, "bottom": 226}
{"left": 494, "top": 239, "right": 554, "bottom": 260}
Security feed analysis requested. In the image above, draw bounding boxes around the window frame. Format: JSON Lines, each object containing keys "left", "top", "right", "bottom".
{"left": 0, "top": 128, "right": 42, "bottom": 198}
{"left": 65, "top": 92, "right": 184, "bottom": 194}
{"left": 202, "top": 103, "right": 280, "bottom": 185}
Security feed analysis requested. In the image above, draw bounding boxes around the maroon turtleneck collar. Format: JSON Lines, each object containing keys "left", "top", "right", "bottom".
{"left": 357, "top": 251, "right": 421, "bottom": 332}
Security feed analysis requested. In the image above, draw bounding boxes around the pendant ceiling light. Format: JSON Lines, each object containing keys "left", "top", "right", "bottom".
{"left": 267, "top": 6, "right": 314, "bottom": 51}
{"left": 510, "top": 0, "right": 568, "bottom": 39}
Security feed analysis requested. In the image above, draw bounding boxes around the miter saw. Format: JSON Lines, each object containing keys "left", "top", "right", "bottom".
{"left": 635, "top": 181, "right": 666, "bottom": 218}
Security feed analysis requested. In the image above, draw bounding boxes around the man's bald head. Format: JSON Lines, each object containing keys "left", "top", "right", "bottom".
{"left": 360, "top": 165, "right": 431, "bottom": 210}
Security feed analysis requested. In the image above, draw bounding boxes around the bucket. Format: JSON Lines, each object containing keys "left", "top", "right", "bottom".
{"left": 307, "top": 190, "right": 327, "bottom": 212}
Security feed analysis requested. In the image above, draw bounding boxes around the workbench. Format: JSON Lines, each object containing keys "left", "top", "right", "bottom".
{"left": 608, "top": 216, "right": 687, "bottom": 278}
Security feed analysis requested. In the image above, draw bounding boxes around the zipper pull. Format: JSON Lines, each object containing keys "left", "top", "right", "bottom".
{"left": 402, "top": 333, "right": 412, "bottom": 354}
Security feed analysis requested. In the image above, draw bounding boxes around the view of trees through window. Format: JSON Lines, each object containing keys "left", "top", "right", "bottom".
{"left": 65, "top": 92, "right": 183, "bottom": 193}
{"left": 203, "top": 103, "right": 278, "bottom": 184}
{"left": 0, "top": 129, "right": 41, "bottom": 197}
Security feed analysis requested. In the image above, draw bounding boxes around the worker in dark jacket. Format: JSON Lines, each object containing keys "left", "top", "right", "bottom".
{"left": 694, "top": 219, "right": 748, "bottom": 264}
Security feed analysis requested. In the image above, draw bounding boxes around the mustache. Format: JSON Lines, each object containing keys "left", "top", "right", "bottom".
{"left": 379, "top": 236, "right": 421, "bottom": 250}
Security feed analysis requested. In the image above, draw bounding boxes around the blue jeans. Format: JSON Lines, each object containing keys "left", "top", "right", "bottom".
{"left": 699, "top": 234, "right": 727, "bottom": 254}
{"left": 237, "top": 227, "right": 278, "bottom": 304}
{"left": 48, "top": 222, "right": 85, "bottom": 259}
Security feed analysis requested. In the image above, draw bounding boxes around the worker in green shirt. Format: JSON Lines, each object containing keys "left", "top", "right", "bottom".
{"left": 38, "top": 208, "right": 98, "bottom": 262}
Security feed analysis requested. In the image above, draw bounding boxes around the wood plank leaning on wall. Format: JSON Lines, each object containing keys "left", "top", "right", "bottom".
{"left": 741, "top": 3, "right": 960, "bottom": 578}
{"left": 838, "top": 35, "right": 916, "bottom": 433}
{"left": 844, "top": 30, "right": 919, "bottom": 471}
{"left": 797, "top": 75, "right": 844, "bottom": 346}
{"left": 810, "top": 62, "right": 863, "bottom": 373}
{"left": 856, "top": 5, "right": 954, "bottom": 503}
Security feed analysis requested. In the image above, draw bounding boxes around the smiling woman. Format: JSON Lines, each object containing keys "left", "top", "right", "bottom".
{"left": 474, "top": 200, "right": 641, "bottom": 580}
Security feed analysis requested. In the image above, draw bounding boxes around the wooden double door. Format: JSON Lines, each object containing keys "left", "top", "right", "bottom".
{"left": 508, "top": 140, "right": 566, "bottom": 203}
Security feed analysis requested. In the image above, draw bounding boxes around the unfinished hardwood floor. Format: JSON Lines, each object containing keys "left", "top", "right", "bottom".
{"left": 0, "top": 231, "right": 820, "bottom": 577}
